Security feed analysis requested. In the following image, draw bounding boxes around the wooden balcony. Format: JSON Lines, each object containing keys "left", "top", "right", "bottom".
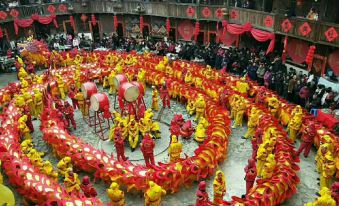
{"left": 0, "top": 1, "right": 338, "bottom": 46}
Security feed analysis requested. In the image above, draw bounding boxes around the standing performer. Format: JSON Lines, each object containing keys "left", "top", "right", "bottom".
{"left": 168, "top": 135, "right": 182, "bottom": 163}
{"left": 128, "top": 116, "right": 139, "bottom": 152}
{"left": 68, "top": 85, "right": 78, "bottom": 109}
{"left": 108, "top": 70, "right": 117, "bottom": 95}
{"left": 141, "top": 133, "right": 155, "bottom": 167}
{"left": 33, "top": 88, "right": 43, "bottom": 118}
{"left": 151, "top": 86, "right": 159, "bottom": 111}
{"left": 107, "top": 182, "right": 125, "bottom": 206}
{"left": 160, "top": 83, "right": 170, "bottom": 109}
{"left": 114, "top": 128, "right": 128, "bottom": 162}
{"left": 144, "top": 181, "right": 166, "bottom": 206}
{"left": 296, "top": 123, "right": 315, "bottom": 158}
{"left": 194, "top": 95, "right": 206, "bottom": 122}
{"left": 56, "top": 75, "right": 66, "bottom": 100}
{"left": 244, "top": 158, "right": 257, "bottom": 194}
{"left": 213, "top": 170, "right": 226, "bottom": 204}
{"left": 63, "top": 101, "right": 76, "bottom": 130}
{"left": 80, "top": 176, "right": 98, "bottom": 198}
{"left": 75, "top": 91, "right": 86, "bottom": 116}
{"left": 196, "top": 181, "right": 211, "bottom": 206}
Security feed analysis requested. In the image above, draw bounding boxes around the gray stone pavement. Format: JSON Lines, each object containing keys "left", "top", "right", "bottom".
{"left": 0, "top": 72, "right": 319, "bottom": 205}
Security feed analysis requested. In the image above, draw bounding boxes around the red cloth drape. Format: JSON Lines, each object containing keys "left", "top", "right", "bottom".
{"left": 250, "top": 28, "right": 275, "bottom": 54}
{"left": 227, "top": 22, "right": 252, "bottom": 35}
{"left": 14, "top": 14, "right": 59, "bottom": 35}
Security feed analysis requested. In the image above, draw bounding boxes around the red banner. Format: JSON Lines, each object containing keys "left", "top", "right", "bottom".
{"left": 328, "top": 50, "right": 339, "bottom": 76}
{"left": 287, "top": 38, "right": 309, "bottom": 64}
{"left": 250, "top": 28, "right": 275, "bottom": 54}
{"left": 227, "top": 22, "right": 252, "bottom": 35}
{"left": 178, "top": 20, "right": 195, "bottom": 41}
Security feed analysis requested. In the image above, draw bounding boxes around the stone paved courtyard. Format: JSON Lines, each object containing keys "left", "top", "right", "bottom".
{"left": 0, "top": 72, "right": 319, "bottom": 205}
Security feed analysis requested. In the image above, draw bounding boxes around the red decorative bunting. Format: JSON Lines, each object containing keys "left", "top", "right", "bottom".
{"left": 186, "top": 6, "right": 195, "bottom": 17}
{"left": 0, "top": 11, "right": 7, "bottom": 21}
{"left": 202, "top": 7, "right": 211, "bottom": 18}
{"left": 140, "top": 16, "right": 144, "bottom": 34}
{"left": 10, "top": 9, "right": 19, "bottom": 18}
{"left": 91, "top": 14, "right": 97, "bottom": 26}
{"left": 222, "top": 20, "right": 228, "bottom": 36}
{"left": 47, "top": 5, "right": 56, "bottom": 14}
{"left": 58, "top": 4, "right": 68, "bottom": 13}
{"left": 299, "top": 22, "right": 312, "bottom": 36}
{"left": 264, "top": 15, "right": 274, "bottom": 28}
{"left": 166, "top": 18, "right": 171, "bottom": 35}
{"left": 281, "top": 19, "right": 292, "bottom": 33}
{"left": 230, "top": 9, "right": 238, "bottom": 20}
{"left": 81, "top": 14, "right": 88, "bottom": 23}
{"left": 215, "top": 8, "right": 223, "bottom": 20}
{"left": 324, "top": 27, "right": 338, "bottom": 42}
{"left": 113, "top": 15, "right": 118, "bottom": 30}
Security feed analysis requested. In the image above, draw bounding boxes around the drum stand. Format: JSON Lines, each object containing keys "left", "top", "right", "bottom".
{"left": 93, "top": 110, "right": 111, "bottom": 141}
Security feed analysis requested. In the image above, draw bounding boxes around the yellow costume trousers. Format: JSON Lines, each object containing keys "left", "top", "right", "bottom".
{"left": 129, "top": 134, "right": 139, "bottom": 149}
{"left": 244, "top": 127, "right": 255, "bottom": 139}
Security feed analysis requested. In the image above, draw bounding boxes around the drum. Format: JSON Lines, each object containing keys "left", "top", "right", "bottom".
{"left": 81, "top": 82, "right": 98, "bottom": 99}
{"left": 118, "top": 82, "right": 140, "bottom": 102}
{"left": 113, "top": 74, "right": 128, "bottom": 91}
{"left": 90, "top": 93, "right": 110, "bottom": 111}
{"left": 131, "top": 81, "right": 145, "bottom": 97}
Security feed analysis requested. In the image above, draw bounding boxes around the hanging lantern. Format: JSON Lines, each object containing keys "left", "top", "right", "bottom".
{"left": 194, "top": 21, "right": 200, "bottom": 41}
{"left": 69, "top": 16, "right": 75, "bottom": 31}
{"left": 140, "top": 16, "right": 144, "bottom": 34}
{"left": 91, "top": 14, "right": 97, "bottom": 26}
{"left": 305, "top": 45, "right": 316, "bottom": 69}
{"left": 113, "top": 15, "right": 119, "bottom": 30}
{"left": 166, "top": 18, "right": 171, "bottom": 35}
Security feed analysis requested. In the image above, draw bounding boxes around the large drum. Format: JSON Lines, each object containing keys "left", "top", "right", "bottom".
{"left": 90, "top": 93, "right": 110, "bottom": 111}
{"left": 113, "top": 74, "right": 128, "bottom": 91}
{"left": 131, "top": 81, "right": 145, "bottom": 97}
{"left": 81, "top": 82, "right": 98, "bottom": 99}
{"left": 118, "top": 82, "right": 140, "bottom": 102}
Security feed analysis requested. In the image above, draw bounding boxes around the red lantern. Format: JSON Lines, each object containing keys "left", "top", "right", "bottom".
{"left": 186, "top": 6, "right": 195, "bottom": 17}
{"left": 281, "top": 19, "right": 292, "bottom": 33}
{"left": 194, "top": 21, "right": 200, "bottom": 41}
{"left": 91, "top": 14, "right": 97, "bottom": 26}
{"left": 69, "top": 16, "right": 75, "bottom": 31}
{"left": 166, "top": 18, "right": 171, "bottom": 35}
{"left": 0, "top": 11, "right": 7, "bottom": 21}
{"left": 305, "top": 45, "right": 316, "bottom": 69}
{"left": 299, "top": 22, "right": 312, "bottom": 36}
{"left": 9, "top": 9, "right": 19, "bottom": 18}
{"left": 202, "top": 7, "right": 211, "bottom": 18}
{"left": 140, "top": 16, "right": 144, "bottom": 34}
{"left": 113, "top": 15, "right": 119, "bottom": 30}
{"left": 47, "top": 5, "right": 56, "bottom": 14}
{"left": 324, "top": 27, "right": 338, "bottom": 42}
{"left": 58, "top": 4, "right": 67, "bottom": 13}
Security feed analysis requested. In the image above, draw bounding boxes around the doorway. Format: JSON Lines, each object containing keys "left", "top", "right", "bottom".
{"left": 142, "top": 25, "right": 150, "bottom": 38}
{"left": 208, "top": 32, "right": 217, "bottom": 44}
{"left": 197, "top": 31, "right": 204, "bottom": 45}
{"left": 117, "top": 23, "right": 124, "bottom": 37}
{"left": 34, "top": 22, "right": 50, "bottom": 40}
{"left": 63, "top": 21, "right": 75, "bottom": 37}
{"left": 169, "top": 28, "right": 176, "bottom": 42}
{"left": 90, "top": 22, "right": 101, "bottom": 43}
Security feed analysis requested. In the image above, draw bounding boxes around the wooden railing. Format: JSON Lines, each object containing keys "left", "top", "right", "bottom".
{"left": 0, "top": 1, "right": 339, "bottom": 46}
{"left": 228, "top": 7, "right": 276, "bottom": 31}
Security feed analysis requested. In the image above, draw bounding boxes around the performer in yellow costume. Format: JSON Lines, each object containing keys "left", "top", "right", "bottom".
{"left": 305, "top": 187, "right": 336, "bottom": 206}
{"left": 108, "top": 70, "right": 117, "bottom": 95}
{"left": 194, "top": 117, "right": 209, "bottom": 143}
{"left": 56, "top": 74, "right": 66, "bottom": 100}
{"left": 287, "top": 113, "right": 302, "bottom": 143}
{"left": 236, "top": 77, "right": 250, "bottom": 95}
{"left": 320, "top": 154, "right": 336, "bottom": 189}
{"left": 144, "top": 181, "right": 166, "bottom": 206}
{"left": 194, "top": 95, "right": 206, "bottom": 122}
{"left": 107, "top": 182, "right": 125, "bottom": 206}
{"left": 213, "top": 170, "right": 226, "bottom": 205}
{"left": 75, "top": 91, "right": 86, "bottom": 116}
{"left": 57, "top": 156, "right": 73, "bottom": 177}
{"left": 0, "top": 161, "right": 15, "bottom": 206}
{"left": 18, "top": 115, "right": 31, "bottom": 140}
{"left": 151, "top": 86, "right": 159, "bottom": 111}
{"left": 243, "top": 107, "right": 261, "bottom": 139}
{"left": 261, "top": 154, "right": 276, "bottom": 179}
{"left": 168, "top": 135, "right": 183, "bottom": 163}
{"left": 186, "top": 100, "right": 196, "bottom": 116}
{"left": 267, "top": 97, "right": 280, "bottom": 118}
{"left": 41, "top": 161, "right": 58, "bottom": 179}
{"left": 128, "top": 116, "right": 139, "bottom": 152}
{"left": 232, "top": 97, "right": 247, "bottom": 129}
{"left": 256, "top": 141, "right": 269, "bottom": 177}
{"left": 64, "top": 169, "right": 81, "bottom": 194}
{"left": 33, "top": 88, "right": 43, "bottom": 118}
